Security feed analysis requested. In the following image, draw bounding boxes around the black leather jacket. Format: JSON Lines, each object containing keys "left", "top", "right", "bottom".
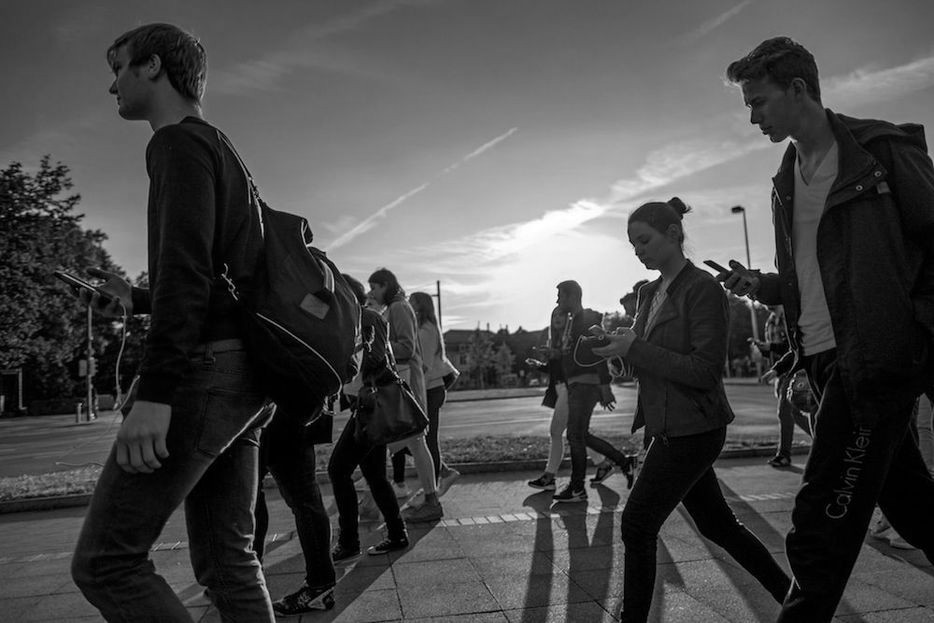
{"left": 627, "top": 262, "right": 734, "bottom": 439}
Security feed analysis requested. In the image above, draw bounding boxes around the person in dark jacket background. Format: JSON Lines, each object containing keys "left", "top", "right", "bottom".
{"left": 551, "top": 281, "right": 635, "bottom": 502}
{"left": 722, "top": 36, "right": 934, "bottom": 621}
{"left": 594, "top": 197, "right": 790, "bottom": 622}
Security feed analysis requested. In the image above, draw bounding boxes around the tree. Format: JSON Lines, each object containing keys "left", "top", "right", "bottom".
{"left": 0, "top": 157, "right": 123, "bottom": 402}
{"left": 465, "top": 329, "right": 495, "bottom": 389}
{"left": 492, "top": 343, "right": 515, "bottom": 386}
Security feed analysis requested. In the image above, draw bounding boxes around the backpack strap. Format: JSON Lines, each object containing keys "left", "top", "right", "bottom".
{"left": 216, "top": 129, "right": 265, "bottom": 238}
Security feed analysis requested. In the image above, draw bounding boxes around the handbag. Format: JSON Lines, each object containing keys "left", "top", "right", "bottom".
{"left": 353, "top": 374, "right": 429, "bottom": 447}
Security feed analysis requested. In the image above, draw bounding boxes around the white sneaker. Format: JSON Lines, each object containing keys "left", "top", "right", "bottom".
{"left": 437, "top": 468, "right": 460, "bottom": 497}
{"left": 392, "top": 482, "right": 412, "bottom": 499}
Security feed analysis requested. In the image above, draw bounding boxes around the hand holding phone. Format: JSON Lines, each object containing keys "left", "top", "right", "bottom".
{"left": 54, "top": 270, "right": 115, "bottom": 302}
{"left": 582, "top": 324, "right": 608, "bottom": 345}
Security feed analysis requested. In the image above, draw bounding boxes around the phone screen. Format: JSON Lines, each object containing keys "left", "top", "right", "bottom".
{"left": 703, "top": 260, "right": 729, "bottom": 274}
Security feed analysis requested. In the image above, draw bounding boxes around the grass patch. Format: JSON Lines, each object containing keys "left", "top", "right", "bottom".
{"left": 0, "top": 434, "right": 795, "bottom": 503}
{"left": 0, "top": 466, "right": 102, "bottom": 502}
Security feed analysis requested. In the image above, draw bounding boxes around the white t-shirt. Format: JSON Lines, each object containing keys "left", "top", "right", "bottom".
{"left": 793, "top": 141, "right": 838, "bottom": 355}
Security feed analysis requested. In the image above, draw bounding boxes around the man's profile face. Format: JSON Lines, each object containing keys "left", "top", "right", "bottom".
{"left": 740, "top": 77, "right": 798, "bottom": 143}
{"left": 108, "top": 45, "right": 150, "bottom": 120}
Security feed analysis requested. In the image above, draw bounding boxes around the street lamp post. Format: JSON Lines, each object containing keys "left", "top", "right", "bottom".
{"left": 731, "top": 205, "right": 761, "bottom": 377}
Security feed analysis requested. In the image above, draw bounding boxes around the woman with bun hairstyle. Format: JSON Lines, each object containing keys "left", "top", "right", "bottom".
{"left": 367, "top": 268, "right": 443, "bottom": 523}
{"left": 593, "top": 198, "right": 790, "bottom": 621}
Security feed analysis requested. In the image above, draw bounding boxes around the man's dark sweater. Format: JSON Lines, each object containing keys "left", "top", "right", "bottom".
{"left": 131, "top": 117, "right": 264, "bottom": 404}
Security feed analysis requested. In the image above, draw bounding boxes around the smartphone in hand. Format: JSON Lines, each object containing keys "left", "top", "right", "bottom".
{"left": 53, "top": 270, "right": 114, "bottom": 302}
{"left": 703, "top": 260, "right": 730, "bottom": 274}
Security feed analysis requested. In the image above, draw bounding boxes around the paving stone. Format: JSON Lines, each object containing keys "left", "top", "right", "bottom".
{"left": 503, "top": 601, "right": 617, "bottom": 622}
{"left": 22, "top": 589, "right": 102, "bottom": 621}
{"left": 397, "top": 580, "right": 498, "bottom": 619}
{"left": 392, "top": 557, "right": 481, "bottom": 588}
{"left": 484, "top": 571, "right": 592, "bottom": 610}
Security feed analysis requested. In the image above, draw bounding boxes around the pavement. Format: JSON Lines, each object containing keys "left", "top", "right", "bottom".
{"left": 2, "top": 456, "right": 933, "bottom": 622}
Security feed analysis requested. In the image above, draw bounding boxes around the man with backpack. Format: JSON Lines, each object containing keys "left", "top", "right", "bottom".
{"left": 721, "top": 36, "right": 934, "bottom": 621}
{"left": 70, "top": 24, "right": 278, "bottom": 620}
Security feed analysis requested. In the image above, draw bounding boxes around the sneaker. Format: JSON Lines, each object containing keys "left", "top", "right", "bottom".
{"left": 622, "top": 455, "right": 638, "bottom": 489}
{"left": 331, "top": 542, "right": 361, "bottom": 563}
{"left": 590, "top": 461, "right": 615, "bottom": 485}
{"left": 552, "top": 485, "right": 587, "bottom": 503}
{"left": 527, "top": 474, "right": 557, "bottom": 491}
{"left": 437, "top": 467, "right": 461, "bottom": 497}
{"left": 392, "top": 481, "right": 412, "bottom": 498}
{"left": 272, "top": 584, "right": 335, "bottom": 615}
{"left": 767, "top": 454, "right": 792, "bottom": 468}
{"left": 367, "top": 535, "right": 410, "bottom": 555}
{"left": 402, "top": 499, "right": 443, "bottom": 523}
{"left": 405, "top": 489, "right": 425, "bottom": 508}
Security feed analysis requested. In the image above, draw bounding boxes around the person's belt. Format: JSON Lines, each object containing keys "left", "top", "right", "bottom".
{"left": 191, "top": 338, "right": 245, "bottom": 355}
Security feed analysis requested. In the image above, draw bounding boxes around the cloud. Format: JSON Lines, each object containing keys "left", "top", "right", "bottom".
{"left": 824, "top": 54, "right": 934, "bottom": 108}
{"left": 329, "top": 127, "right": 519, "bottom": 249}
{"left": 678, "top": 0, "right": 754, "bottom": 46}
{"left": 400, "top": 134, "right": 775, "bottom": 328}
{"left": 211, "top": 0, "right": 437, "bottom": 96}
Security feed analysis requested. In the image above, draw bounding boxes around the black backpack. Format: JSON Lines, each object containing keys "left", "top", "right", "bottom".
{"left": 218, "top": 134, "right": 361, "bottom": 419}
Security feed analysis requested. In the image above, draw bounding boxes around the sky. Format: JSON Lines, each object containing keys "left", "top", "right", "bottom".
{"left": 3, "top": 0, "right": 934, "bottom": 333}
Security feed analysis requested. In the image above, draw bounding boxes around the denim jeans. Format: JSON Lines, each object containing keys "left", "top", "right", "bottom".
{"left": 71, "top": 348, "right": 275, "bottom": 622}
{"left": 779, "top": 350, "right": 934, "bottom": 622}
{"left": 328, "top": 417, "right": 407, "bottom": 549}
{"left": 619, "top": 427, "right": 790, "bottom": 622}
{"left": 566, "top": 382, "right": 628, "bottom": 490}
{"left": 254, "top": 406, "right": 335, "bottom": 590}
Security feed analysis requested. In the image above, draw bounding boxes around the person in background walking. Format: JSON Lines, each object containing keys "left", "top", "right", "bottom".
{"left": 752, "top": 306, "right": 812, "bottom": 468}
{"left": 409, "top": 291, "right": 461, "bottom": 496}
{"left": 551, "top": 281, "right": 636, "bottom": 502}
{"left": 594, "top": 197, "right": 790, "bottom": 622}
{"left": 328, "top": 275, "right": 409, "bottom": 562}
{"left": 368, "top": 268, "right": 443, "bottom": 523}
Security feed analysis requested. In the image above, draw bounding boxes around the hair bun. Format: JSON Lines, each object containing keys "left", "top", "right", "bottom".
{"left": 667, "top": 197, "right": 691, "bottom": 217}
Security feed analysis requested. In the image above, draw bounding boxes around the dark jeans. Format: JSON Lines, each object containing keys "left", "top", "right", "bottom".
{"left": 71, "top": 348, "right": 275, "bottom": 622}
{"left": 567, "top": 382, "right": 629, "bottom": 490}
{"left": 619, "top": 427, "right": 790, "bottom": 622}
{"left": 254, "top": 407, "right": 335, "bottom": 590}
{"left": 392, "top": 385, "right": 448, "bottom": 481}
{"left": 776, "top": 373, "right": 813, "bottom": 457}
{"left": 779, "top": 349, "right": 934, "bottom": 622}
{"left": 328, "top": 416, "right": 407, "bottom": 549}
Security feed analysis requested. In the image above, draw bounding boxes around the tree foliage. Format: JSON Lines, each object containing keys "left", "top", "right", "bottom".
{"left": 465, "top": 329, "right": 495, "bottom": 389}
{"left": 0, "top": 157, "right": 123, "bottom": 401}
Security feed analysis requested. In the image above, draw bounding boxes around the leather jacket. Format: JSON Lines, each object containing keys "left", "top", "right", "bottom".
{"left": 627, "top": 262, "right": 735, "bottom": 439}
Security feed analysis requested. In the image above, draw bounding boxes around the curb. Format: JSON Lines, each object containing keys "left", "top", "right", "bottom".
{"left": 0, "top": 444, "right": 810, "bottom": 515}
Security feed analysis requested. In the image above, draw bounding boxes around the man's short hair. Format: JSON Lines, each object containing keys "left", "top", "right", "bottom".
{"left": 556, "top": 280, "right": 582, "bottom": 301}
{"left": 726, "top": 37, "right": 821, "bottom": 103}
{"left": 107, "top": 23, "right": 207, "bottom": 103}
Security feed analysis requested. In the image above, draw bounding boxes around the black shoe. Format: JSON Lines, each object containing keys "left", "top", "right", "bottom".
{"left": 331, "top": 542, "right": 361, "bottom": 563}
{"left": 552, "top": 485, "right": 587, "bottom": 503}
{"left": 272, "top": 584, "right": 335, "bottom": 615}
{"left": 767, "top": 454, "right": 792, "bottom": 468}
{"left": 590, "top": 461, "right": 616, "bottom": 485}
{"left": 619, "top": 454, "right": 638, "bottom": 490}
{"left": 367, "top": 535, "right": 410, "bottom": 555}
{"left": 527, "top": 474, "right": 557, "bottom": 491}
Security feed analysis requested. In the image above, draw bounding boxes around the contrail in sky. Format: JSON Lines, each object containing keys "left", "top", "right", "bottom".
{"left": 330, "top": 127, "right": 519, "bottom": 249}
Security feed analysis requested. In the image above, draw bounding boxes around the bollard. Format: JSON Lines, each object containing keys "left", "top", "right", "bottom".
{"left": 76, "top": 402, "right": 84, "bottom": 424}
